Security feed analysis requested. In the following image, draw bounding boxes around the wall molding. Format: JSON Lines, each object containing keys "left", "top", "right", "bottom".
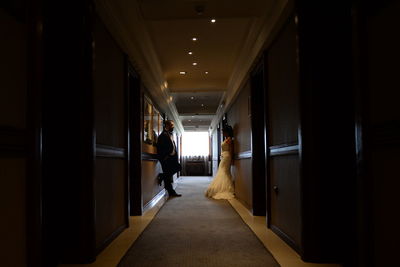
{"left": 142, "top": 188, "right": 167, "bottom": 214}
{"left": 95, "top": 224, "right": 127, "bottom": 255}
{"left": 94, "top": 0, "right": 183, "bottom": 134}
{"left": 0, "top": 128, "right": 26, "bottom": 156}
{"left": 270, "top": 225, "right": 301, "bottom": 255}
{"left": 234, "top": 150, "right": 252, "bottom": 160}
{"left": 95, "top": 144, "right": 126, "bottom": 158}
{"left": 142, "top": 152, "right": 158, "bottom": 161}
{"left": 269, "top": 144, "right": 299, "bottom": 156}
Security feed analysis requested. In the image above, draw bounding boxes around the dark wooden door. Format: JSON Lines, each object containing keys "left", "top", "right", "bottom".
{"left": 127, "top": 64, "right": 143, "bottom": 215}
{"left": 250, "top": 62, "right": 267, "bottom": 216}
{"left": 265, "top": 15, "right": 302, "bottom": 252}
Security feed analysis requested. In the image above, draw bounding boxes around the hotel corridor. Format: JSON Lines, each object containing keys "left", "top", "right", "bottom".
{"left": 1, "top": 0, "right": 399, "bottom": 266}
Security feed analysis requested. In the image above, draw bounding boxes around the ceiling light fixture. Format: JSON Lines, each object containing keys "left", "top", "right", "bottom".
{"left": 201, "top": 104, "right": 204, "bottom": 107}
{"left": 195, "top": 5, "right": 205, "bottom": 16}
{"left": 192, "top": 62, "right": 198, "bottom": 66}
{"left": 211, "top": 19, "right": 216, "bottom": 23}
{"left": 180, "top": 71, "right": 186, "bottom": 75}
{"left": 190, "top": 96, "right": 194, "bottom": 100}
{"left": 192, "top": 37, "right": 197, "bottom": 41}
{"left": 188, "top": 51, "right": 193, "bottom": 55}
{"left": 205, "top": 71, "right": 209, "bottom": 74}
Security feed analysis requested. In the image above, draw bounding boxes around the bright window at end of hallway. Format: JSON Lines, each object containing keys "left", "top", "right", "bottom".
{"left": 182, "top": 131, "right": 209, "bottom": 156}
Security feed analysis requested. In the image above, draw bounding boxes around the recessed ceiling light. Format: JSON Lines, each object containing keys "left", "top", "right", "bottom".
{"left": 192, "top": 62, "right": 198, "bottom": 66}
{"left": 188, "top": 51, "right": 193, "bottom": 55}
{"left": 211, "top": 19, "right": 216, "bottom": 23}
{"left": 205, "top": 71, "right": 209, "bottom": 74}
{"left": 180, "top": 71, "right": 186, "bottom": 75}
{"left": 192, "top": 37, "right": 197, "bottom": 41}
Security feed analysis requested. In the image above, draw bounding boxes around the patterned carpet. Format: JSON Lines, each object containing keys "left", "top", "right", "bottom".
{"left": 118, "top": 177, "right": 280, "bottom": 267}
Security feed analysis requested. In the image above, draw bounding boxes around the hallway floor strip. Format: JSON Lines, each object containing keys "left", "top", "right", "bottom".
{"left": 118, "top": 176, "right": 280, "bottom": 267}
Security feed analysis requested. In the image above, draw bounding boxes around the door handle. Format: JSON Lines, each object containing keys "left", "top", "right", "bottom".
{"left": 273, "top": 185, "right": 279, "bottom": 194}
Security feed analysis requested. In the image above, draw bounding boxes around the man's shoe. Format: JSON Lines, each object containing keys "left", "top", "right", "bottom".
{"left": 169, "top": 192, "right": 182, "bottom": 197}
{"left": 157, "top": 174, "right": 163, "bottom": 186}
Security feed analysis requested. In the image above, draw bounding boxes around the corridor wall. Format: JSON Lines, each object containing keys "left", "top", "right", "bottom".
{"left": 225, "top": 2, "right": 356, "bottom": 264}
{"left": 353, "top": 1, "right": 400, "bottom": 265}
{"left": 227, "top": 82, "right": 253, "bottom": 211}
{"left": 257, "top": 2, "right": 355, "bottom": 263}
{"left": 0, "top": 6, "right": 27, "bottom": 267}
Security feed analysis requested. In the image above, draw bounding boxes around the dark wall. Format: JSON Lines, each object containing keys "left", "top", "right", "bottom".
{"left": 228, "top": 81, "right": 253, "bottom": 210}
{"left": 93, "top": 15, "right": 128, "bottom": 252}
{"left": 0, "top": 7, "right": 27, "bottom": 267}
{"left": 356, "top": 1, "right": 400, "bottom": 265}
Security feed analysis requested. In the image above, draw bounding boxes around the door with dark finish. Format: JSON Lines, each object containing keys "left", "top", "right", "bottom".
{"left": 264, "top": 15, "right": 302, "bottom": 251}
{"left": 41, "top": 0, "right": 96, "bottom": 264}
{"left": 127, "top": 63, "right": 143, "bottom": 215}
{"left": 250, "top": 61, "right": 267, "bottom": 216}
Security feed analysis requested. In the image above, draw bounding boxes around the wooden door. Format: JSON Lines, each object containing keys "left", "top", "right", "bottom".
{"left": 265, "top": 15, "right": 302, "bottom": 252}
{"left": 127, "top": 64, "right": 143, "bottom": 215}
{"left": 250, "top": 62, "right": 267, "bottom": 216}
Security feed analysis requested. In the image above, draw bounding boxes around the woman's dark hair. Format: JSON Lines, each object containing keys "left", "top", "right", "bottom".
{"left": 222, "top": 125, "right": 233, "bottom": 137}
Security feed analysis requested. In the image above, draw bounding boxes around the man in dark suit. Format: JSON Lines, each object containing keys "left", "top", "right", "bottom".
{"left": 156, "top": 120, "right": 182, "bottom": 197}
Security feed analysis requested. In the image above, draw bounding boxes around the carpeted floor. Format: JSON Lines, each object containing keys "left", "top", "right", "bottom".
{"left": 118, "top": 177, "right": 280, "bottom": 267}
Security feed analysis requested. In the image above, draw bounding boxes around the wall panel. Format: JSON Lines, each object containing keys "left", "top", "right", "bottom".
{"left": 0, "top": 159, "right": 26, "bottom": 267}
{"left": 0, "top": 7, "right": 27, "bottom": 266}
{"left": 0, "top": 8, "right": 27, "bottom": 128}
{"left": 94, "top": 158, "right": 126, "bottom": 251}
{"left": 94, "top": 15, "right": 125, "bottom": 148}
{"left": 231, "top": 158, "right": 252, "bottom": 210}
{"left": 267, "top": 16, "right": 299, "bottom": 146}
{"left": 361, "top": 2, "right": 400, "bottom": 265}
{"left": 141, "top": 160, "right": 163, "bottom": 206}
{"left": 228, "top": 81, "right": 253, "bottom": 210}
{"left": 229, "top": 82, "right": 252, "bottom": 152}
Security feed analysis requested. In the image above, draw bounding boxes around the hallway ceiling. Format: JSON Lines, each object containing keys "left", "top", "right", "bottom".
{"left": 138, "top": 0, "right": 275, "bottom": 131}
{"left": 97, "top": 0, "right": 281, "bottom": 132}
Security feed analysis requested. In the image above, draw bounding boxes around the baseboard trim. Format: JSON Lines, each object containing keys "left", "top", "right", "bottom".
{"left": 270, "top": 224, "right": 301, "bottom": 254}
{"left": 95, "top": 224, "right": 127, "bottom": 256}
{"left": 143, "top": 189, "right": 167, "bottom": 214}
